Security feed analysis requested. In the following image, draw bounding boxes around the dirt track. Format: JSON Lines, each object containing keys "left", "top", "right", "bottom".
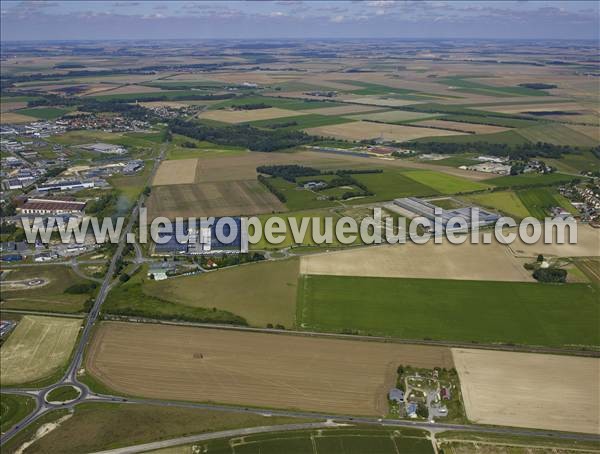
{"left": 87, "top": 322, "right": 453, "bottom": 416}
{"left": 453, "top": 348, "right": 600, "bottom": 434}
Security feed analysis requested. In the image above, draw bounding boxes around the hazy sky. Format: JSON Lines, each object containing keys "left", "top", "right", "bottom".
{"left": 1, "top": 1, "right": 599, "bottom": 41}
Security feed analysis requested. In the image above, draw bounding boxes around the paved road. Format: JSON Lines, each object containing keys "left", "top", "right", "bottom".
{"left": 91, "top": 422, "right": 343, "bottom": 454}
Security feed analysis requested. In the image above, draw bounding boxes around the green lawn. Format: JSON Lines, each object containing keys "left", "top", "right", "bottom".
{"left": 402, "top": 170, "right": 490, "bottom": 194}
{"left": 298, "top": 275, "right": 599, "bottom": 347}
{"left": 463, "top": 190, "right": 531, "bottom": 219}
{"left": 0, "top": 394, "right": 35, "bottom": 433}
{"left": 46, "top": 386, "right": 80, "bottom": 403}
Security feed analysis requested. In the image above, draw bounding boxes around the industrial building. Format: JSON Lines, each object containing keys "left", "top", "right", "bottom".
{"left": 393, "top": 197, "right": 500, "bottom": 231}
{"left": 37, "top": 179, "right": 95, "bottom": 192}
{"left": 79, "top": 143, "right": 127, "bottom": 154}
{"left": 16, "top": 198, "right": 86, "bottom": 215}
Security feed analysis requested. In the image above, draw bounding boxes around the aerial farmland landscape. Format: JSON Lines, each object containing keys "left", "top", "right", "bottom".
{"left": 0, "top": 1, "right": 599, "bottom": 453}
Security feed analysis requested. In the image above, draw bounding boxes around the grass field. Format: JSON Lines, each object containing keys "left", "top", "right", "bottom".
{"left": 152, "top": 428, "right": 435, "bottom": 454}
{"left": 297, "top": 275, "right": 599, "bottom": 347}
{"left": 453, "top": 349, "right": 600, "bottom": 434}
{"left": 107, "top": 160, "right": 153, "bottom": 204}
{"left": 11, "top": 403, "right": 306, "bottom": 454}
{"left": 87, "top": 322, "right": 453, "bottom": 415}
{"left": 0, "top": 394, "right": 35, "bottom": 434}
{"left": 209, "top": 96, "right": 343, "bottom": 111}
{"left": 546, "top": 150, "right": 600, "bottom": 174}
{"left": 401, "top": 170, "right": 490, "bottom": 194}
{"left": 463, "top": 190, "right": 531, "bottom": 219}
{"left": 345, "top": 110, "right": 440, "bottom": 123}
{"left": 438, "top": 77, "right": 548, "bottom": 97}
{"left": 516, "top": 124, "right": 599, "bottom": 147}
{"left": 486, "top": 172, "right": 577, "bottom": 188}
{"left": 15, "top": 107, "right": 72, "bottom": 120}
{"left": 414, "top": 119, "right": 510, "bottom": 134}
{"left": 200, "top": 107, "right": 305, "bottom": 123}
{"left": 0, "top": 266, "right": 96, "bottom": 313}
{"left": 0, "top": 315, "right": 81, "bottom": 386}
{"left": 143, "top": 259, "right": 300, "bottom": 328}
{"left": 517, "top": 187, "right": 578, "bottom": 219}
{"left": 413, "top": 129, "right": 529, "bottom": 146}
{"left": 165, "top": 135, "right": 246, "bottom": 160}
{"left": 46, "top": 386, "right": 80, "bottom": 403}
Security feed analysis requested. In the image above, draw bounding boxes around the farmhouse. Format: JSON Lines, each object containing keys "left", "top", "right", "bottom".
{"left": 16, "top": 198, "right": 86, "bottom": 215}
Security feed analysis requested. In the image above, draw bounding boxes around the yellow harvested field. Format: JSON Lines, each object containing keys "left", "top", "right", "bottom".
{"left": 301, "top": 241, "right": 533, "bottom": 282}
{"left": 0, "top": 112, "right": 36, "bottom": 124}
{"left": 508, "top": 224, "right": 600, "bottom": 258}
{"left": 0, "top": 315, "right": 81, "bottom": 385}
{"left": 152, "top": 158, "right": 198, "bottom": 186}
{"left": 305, "top": 121, "right": 465, "bottom": 142}
{"left": 302, "top": 104, "right": 386, "bottom": 116}
{"left": 87, "top": 323, "right": 454, "bottom": 416}
{"left": 414, "top": 119, "right": 510, "bottom": 134}
{"left": 453, "top": 348, "right": 600, "bottom": 434}
{"left": 199, "top": 107, "right": 302, "bottom": 123}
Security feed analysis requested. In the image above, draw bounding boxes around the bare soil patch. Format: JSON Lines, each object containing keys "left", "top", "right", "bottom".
{"left": 87, "top": 322, "right": 453, "bottom": 416}
{"left": 152, "top": 158, "right": 198, "bottom": 186}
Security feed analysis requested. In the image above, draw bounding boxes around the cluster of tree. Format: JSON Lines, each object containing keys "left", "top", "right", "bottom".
{"left": 263, "top": 120, "right": 299, "bottom": 129}
{"left": 168, "top": 118, "right": 314, "bottom": 152}
{"left": 64, "top": 282, "right": 98, "bottom": 294}
{"left": 231, "top": 103, "right": 269, "bottom": 110}
{"left": 533, "top": 267, "right": 568, "bottom": 283}
{"left": 86, "top": 192, "right": 118, "bottom": 217}
{"left": 257, "top": 164, "right": 321, "bottom": 182}
{"left": 326, "top": 174, "right": 373, "bottom": 200}
{"left": 404, "top": 141, "right": 580, "bottom": 160}
{"left": 257, "top": 174, "right": 286, "bottom": 202}
{"left": 200, "top": 252, "right": 265, "bottom": 269}
{"left": 518, "top": 83, "right": 557, "bottom": 90}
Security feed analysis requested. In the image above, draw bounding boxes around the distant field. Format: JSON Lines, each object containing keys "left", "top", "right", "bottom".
{"left": 413, "top": 129, "right": 529, "bottom": 145}
{"left": 0, "top": 315, "right": 81, "bottom": 386}
{"left": 0, "top": 112, "right": 36, "bottom": 124}
{"left": 15, "top": 107, "right": 72, "bottom": 120}
{"left": 517, "top": 187, "right": 578, "bottom": 219}
{"left": 144, "top": 258, "right": 300, "bottom": 328}
{"left": 453, "top": 349, "right": 600, "bottom": 434}
{"left": 199, "top": 107, "right": 304, "bottom": 123}
{"left": 305, "top": 121, "right": 465, "bottom": 142}
{"left": 302, "top": 104, "right": 386, "bottom": 116}
{"left": 438, "top": 77, "right": 548, "bottom": 97}
{"left": 402, "top": 170, "right": 490, "bottom": 194}
{"left": 247, "top": 113, "right": 354, "bottom": 130}
{"left": 345, "top": 110, "right": 440, "bottom": 123}
{"left": 486, "top": 172, "right": 576, "bottom": 188}
{"left": 463, "top": 190, "right": 531, "bottom": 219}
{"left": 209, "top": 96, "right": 343, "bottom": 111}
{"left": 414, "top": 119, "right": 510, "bottom": 134}
{"left": 546, "top": 150, "right": 600, "bottom": 174}
{"left": 0, "top": 266, "right": 95, "bottom": 313}
{"left": 516, "top": 124, "right": 598, "bottom": 147}
{"left": 87, "top": 322, "right": 453, "bottom": 415}
{"left": 297, "top": 275, "right": 599, "bottom": 347}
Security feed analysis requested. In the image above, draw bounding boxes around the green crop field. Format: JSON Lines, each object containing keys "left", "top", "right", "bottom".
{"left": 412, "top": 129, "right": 529, "bottom": 145}
{"left": 209, "top": 96, "right": 343, "bottom": 111}
{"left": 438, "top": 77, "right": 549, "bottom": 97}
{"left": 442, "top": 113, "right": 539, "bottom": 128}
{"left": 0, "top": 265, "right": 97, "bottom": 313}
{"left": 546, "top": 150, "right": 600, "bottom": 174}
{"left": 15, "top": 107, "right": 73, "bottom": 120}
{"left": 486, "top": 172, "right": 577, "bottom": 188}
{"left": 297, "top": 275, "right": 600, "bottom": 347}
{"left": 418, "top": 154, "right": 480, "bottom": 168}
{"left": 516, "top": 187, "right": 578, "bottom": 219}
{"left": 516, "top": 124, "right": 599, "bottom": 147}
{"left": 463, "top": 190, "right": 531, "bottom": 219}
{"left": 401, "top": 170, "right": 490, "bottom": 194}
{"left": 245, "top": 114, "right": 354, "bottom": 130}
{"left": 350, "top": 169, "right": 440, "bottom": 203}
{"left": 166, "top": 135, "right": 246, "bottom": 160}
{"left": 0, "top": 394, "right": 35, "bottom": 433}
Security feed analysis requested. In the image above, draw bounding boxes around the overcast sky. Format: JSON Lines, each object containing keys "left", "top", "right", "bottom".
{"left": 1, "top": 1, "right": 598, "bottom": 41}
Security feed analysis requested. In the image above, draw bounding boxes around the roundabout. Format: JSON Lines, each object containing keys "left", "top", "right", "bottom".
{"left": 44, "top": 385, "right": 82, "bottom": 405}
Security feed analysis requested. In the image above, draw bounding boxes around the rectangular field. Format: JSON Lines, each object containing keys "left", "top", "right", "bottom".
{"left": 345, "top": 110, "right": 440, "bottom": 123}
{"left": 199, "top": 108, "right": 303, "bottom": 123}
{"left": 453, "top": 348, "right": 600, "bottom": 434}
{"left": 402, "top": 169, "right": 490, "bottom": 194}
{"left": 147, "top": 179, "right": 285, "bottom": 217}
{"left": 413, "top": 119, "right": 510, "bottom": 134}
{"left": 152, "top": 158, "right": 198, "bottom": 186}
{"left": 87, "top": 323, "right": 454, "bottom": 416}
{"left": 300, "top": 242, "right": 532, "bottom": 282}
{"left": 0, "top": 315, "right": 81, "bottom": 386}
{"left": 304, "top": 121, "right": 465, "bottom": 142}
{"left": 516, "top": 124, "right": 598, "bottom": 147}
{"left": 297, "top": 275, "right": 599, "bottom": 347}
